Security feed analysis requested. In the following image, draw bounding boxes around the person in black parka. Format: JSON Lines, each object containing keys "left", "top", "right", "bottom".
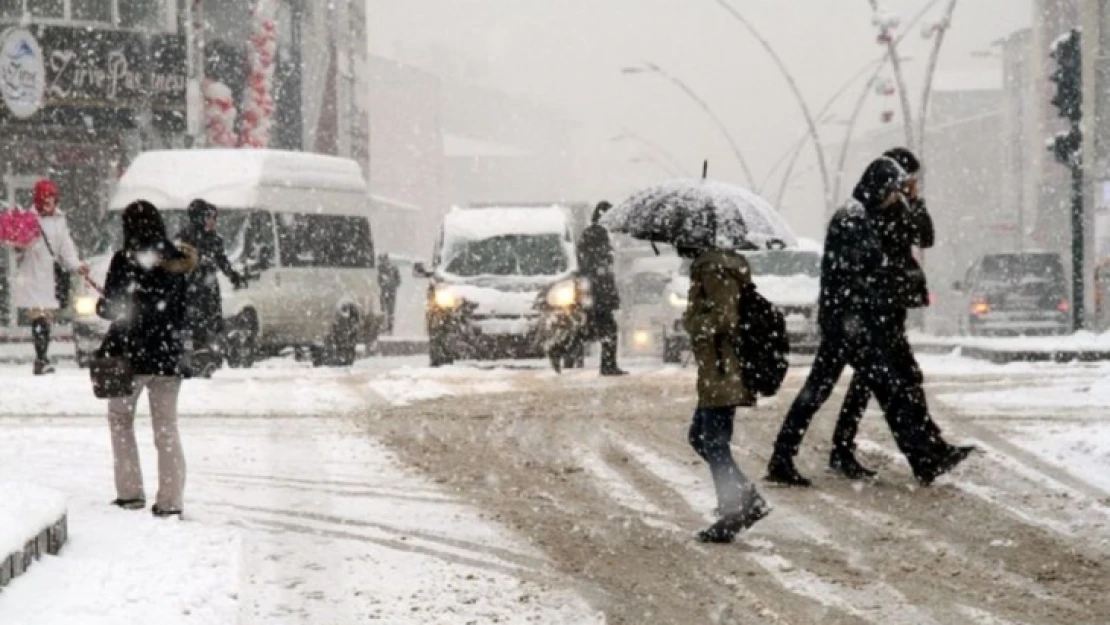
{"left": 578, "top": 201, "right": 627, "bottom": 376}
{"left": 177, "top": 199, "right": 247, "bottom": 372}
{"left": 829, "top": 148, "right": 937, "bottom": 479}
{"left": 98, "top": 200, "right": 198, "bottom": 517}
{"left": 766, "top": 157, "right": 975, "bottom": 487}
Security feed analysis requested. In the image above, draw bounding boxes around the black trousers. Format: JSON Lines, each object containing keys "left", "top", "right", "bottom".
{"left": 771, "top": 327, "right": 950, "bottom": 478}
{"left": 832, "top": 332, "right": 932, "bottom": 452}
{"left": 688, "top": 406, "right": 755, "bottom": 514}
{"left": 588, "top": 310, "right": 619, "bottom": 372}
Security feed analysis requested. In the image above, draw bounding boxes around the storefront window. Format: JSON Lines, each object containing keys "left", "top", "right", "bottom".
{"left": 118, "top": 0, "right": 160, "bottom": 28}
{"left": 0, "top": 0, "right": 22, "bottom": 19}
{"left": 27, "top": 0, "right": 63, "bottom": 18}
{"left": 71, "top": 0, "right": 111, "bottom": 22}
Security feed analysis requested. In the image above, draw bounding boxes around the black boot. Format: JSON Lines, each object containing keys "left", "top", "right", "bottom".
{"left": 765, "top": 455, "right": 812, "bottom": 487}
{"left": 31, "top": 318, "right": 54, "bottom": 375}
{"left": 829, "top": 447, "right": 878, "bottom": 480}
{"left": 152, "top": 505, "right": 183, "bottom": 518}
{"left": 697, "top": 499, "right": 772, "bottom": 544}
{"left": 111, "top": 498, "right": 146, "bottom": 510}
{"left": 917, "top": 445, "right": 978, "bottom": 486}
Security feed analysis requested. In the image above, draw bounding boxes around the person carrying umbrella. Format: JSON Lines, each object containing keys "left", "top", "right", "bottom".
{"left": 765, "top": 157, "right": 975, "bottom": 487}
{"left": 578, "top": 201, "right": 627, "bottom": 376}
{"left": 601, "top": 175, "right": 775, "bottom": 542}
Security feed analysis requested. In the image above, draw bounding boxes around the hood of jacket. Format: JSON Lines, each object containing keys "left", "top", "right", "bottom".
{"left": 852, "top": 157, "right": 907, "bottom": 211}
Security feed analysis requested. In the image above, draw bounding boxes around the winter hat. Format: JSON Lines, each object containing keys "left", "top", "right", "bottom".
{"left": 187, "top": 198, "right": 218, "bottom": 229}
{"left": 32, "top": 179, "right": 59, "bottom": 213}
{"left": 852, "top": 158, "right": 908, "bottom": 211}
{"left": 882, "top": 147, "right": 921, "bottom": 174}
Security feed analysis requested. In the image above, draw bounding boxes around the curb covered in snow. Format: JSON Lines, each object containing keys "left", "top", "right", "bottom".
{"left": 0, "top": 484, "right": 68, "bottom": 590}
{"left": 959, "top": 345, "right": 1110, "bottom": 364}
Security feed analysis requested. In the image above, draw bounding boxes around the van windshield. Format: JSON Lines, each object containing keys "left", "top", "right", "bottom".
{"left": 93, "top": 210, "right": 248, "bottom": 259}
{"left": 443, "top": 234, "right": 568, "bottom": 277}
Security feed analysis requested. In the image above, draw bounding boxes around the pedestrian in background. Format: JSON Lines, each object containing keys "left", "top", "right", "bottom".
{"left": 99, "top": 200, "right": 197, "bottom": 518}
{"left": 177, "top": 199, "right": 247, "bottom": 376}
{"left": 10, "top": 179, "right": 88, "bottom": 375}
{"left": 578, "top": 201, "right": 627, "bottom": 376}
{"left": 378, "top": 253, "right": 401, "bottom": 334}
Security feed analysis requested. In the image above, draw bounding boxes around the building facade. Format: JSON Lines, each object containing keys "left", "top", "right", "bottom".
{"left": 0, "top": 0, "right": 188, "bottom": 327}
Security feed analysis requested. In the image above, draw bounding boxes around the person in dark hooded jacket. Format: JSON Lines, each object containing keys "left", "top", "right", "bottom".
{"left": 577, "top": 201, "right": 626, "bottom": 376}
{"left": 98, "top": 200, "right": 198, "bottom": 517}
{"left": 829, "top": 148, "right": 937, "bottom": 479}
{"left": 766, "top": 157, "right": 975, "bottom": 487}
{"left": 177, "top": 199, "right": 247, "bottom": 373}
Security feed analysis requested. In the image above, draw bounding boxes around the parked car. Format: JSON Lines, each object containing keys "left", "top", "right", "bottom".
{"left": 659, "top": 246, "right": 823, "bottom": 363}
{"left": 954, "top": 251, "right": 1071, "bottom": 337}
{"left": 416, "top": 205, "right": 579, "bottom": 367}
{"left": 73, "top": 149, "right": 383, "bottom": 368}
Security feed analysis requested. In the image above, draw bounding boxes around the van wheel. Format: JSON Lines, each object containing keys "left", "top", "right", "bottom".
{"left": 663, "top": 337, "right": 683, "bottom": 364}
{"left": 226, "top": 311, "right": 258, "bottom": 369}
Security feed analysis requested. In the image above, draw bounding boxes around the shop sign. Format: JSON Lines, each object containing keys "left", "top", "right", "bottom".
{"left": 38, "top": 27, "right": 186, "bottom": 111}
{"left": 0, "top": 28, "right": 47, "bottom": 119}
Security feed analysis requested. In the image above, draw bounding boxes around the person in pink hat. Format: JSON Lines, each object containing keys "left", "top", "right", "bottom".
{"left": 11, "top": 179, "right": 88, "bottom": 375}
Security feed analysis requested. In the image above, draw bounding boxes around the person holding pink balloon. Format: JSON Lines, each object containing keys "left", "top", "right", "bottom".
{"left": 1, "top": 179, "right": 89, "bottom": 375}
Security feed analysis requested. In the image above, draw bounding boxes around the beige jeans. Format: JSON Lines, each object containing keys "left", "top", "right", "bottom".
{"left": 108, "top": 376, "right": 186, "bottom": 510}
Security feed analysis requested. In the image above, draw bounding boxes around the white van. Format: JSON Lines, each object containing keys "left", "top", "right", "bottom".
{"left": 72, "top": 149, "right": 382, "bottom": 368}
{"left": 416, "top": 205, "right": 578, "bottom": 366}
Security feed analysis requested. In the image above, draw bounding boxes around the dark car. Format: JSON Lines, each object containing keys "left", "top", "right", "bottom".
{"left": 955, "top": 252, "right": 1071, "bottom": 337}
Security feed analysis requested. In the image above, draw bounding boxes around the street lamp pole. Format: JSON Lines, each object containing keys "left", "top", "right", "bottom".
{"left": 713, "top": 0, "right": 832, "bottom": 211}
{"left": 916, "top": 0, "right": 960, "bottom": 184}
{"left": 611, "top": 128, "right": 689, "bottom": 177}
{"left": 621, "top": 62, "right": 755, "bottom": 187}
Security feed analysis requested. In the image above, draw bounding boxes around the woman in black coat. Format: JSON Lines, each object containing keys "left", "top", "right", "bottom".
{"left": 98, "top": 200, "right": 197, "bottom": 517}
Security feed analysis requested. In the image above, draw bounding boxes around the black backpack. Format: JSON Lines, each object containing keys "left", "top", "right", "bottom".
{"left": 735, "top": 282, "right": 790, "bottom": 396}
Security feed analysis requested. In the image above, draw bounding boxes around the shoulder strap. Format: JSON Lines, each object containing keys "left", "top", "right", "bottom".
{"left": 38, "top": 219, "right": 57, "bottom": 260}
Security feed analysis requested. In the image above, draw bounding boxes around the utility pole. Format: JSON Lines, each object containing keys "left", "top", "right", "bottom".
{"left": 1048, "top": 28, "right": 1084, "bottom": 331}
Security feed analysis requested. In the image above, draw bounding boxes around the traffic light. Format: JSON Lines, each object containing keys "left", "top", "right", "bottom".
{"left": 1050, "top": 29, "right": 1082, "bottom": 124}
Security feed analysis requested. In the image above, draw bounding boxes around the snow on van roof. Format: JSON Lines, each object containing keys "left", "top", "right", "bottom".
{"left": 110, "top": 149, "right": 367, "bottom": 210}
{"left": 442, "top": 206, "right": 570, "bottom": 241}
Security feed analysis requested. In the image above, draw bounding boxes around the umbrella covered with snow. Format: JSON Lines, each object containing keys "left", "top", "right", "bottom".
{"left": 602, "top": 178, "right": 797, "bottom": 251}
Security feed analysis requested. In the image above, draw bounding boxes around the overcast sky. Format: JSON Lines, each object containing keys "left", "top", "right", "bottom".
{"left": 367, "top": 0, "right": 1033, "bottom": 236}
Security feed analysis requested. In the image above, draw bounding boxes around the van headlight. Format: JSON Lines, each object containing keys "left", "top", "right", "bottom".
{"left": 668, "top": 291, "right": 688, "bottom": 309}
{"left": 433, "top": 287, "right": 461, "bottom": 310}
{"left": 546, "top": 280, "right": 578, "bottom": 308}
{"left": 74, "top": 296, "right": 97, "bottom": 317}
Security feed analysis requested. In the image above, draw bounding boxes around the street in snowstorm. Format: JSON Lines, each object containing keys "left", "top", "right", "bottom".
{"left": 5, "top": 0, "right": 1110, "bottom": 624}
{"left": 2, "top": 352, "right": 1110, "bottom": 623}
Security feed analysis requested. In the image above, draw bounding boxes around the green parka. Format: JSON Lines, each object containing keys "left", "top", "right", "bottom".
{"left": 683, "top": 249, "right": 756, "bottom": 408}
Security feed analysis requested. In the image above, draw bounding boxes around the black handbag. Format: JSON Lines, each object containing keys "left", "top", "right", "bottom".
{"left": 90, "top": 324, "right": 134, "bottom": 399}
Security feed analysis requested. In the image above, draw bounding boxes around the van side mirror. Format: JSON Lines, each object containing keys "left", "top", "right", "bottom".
{"left": 413, "top": 262, "right": 431, "bottom": 278}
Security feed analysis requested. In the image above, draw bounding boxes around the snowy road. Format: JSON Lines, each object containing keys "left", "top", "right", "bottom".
{"left": 1, "top": 353, "right": 1109, "bottom": 624}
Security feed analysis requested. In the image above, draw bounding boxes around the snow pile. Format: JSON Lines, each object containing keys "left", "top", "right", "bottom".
{"left": 0, "top": 482, "right": 66, "bottom": 558}
{"left": 961, "top": 330, "right": 1110, "bottom": 352}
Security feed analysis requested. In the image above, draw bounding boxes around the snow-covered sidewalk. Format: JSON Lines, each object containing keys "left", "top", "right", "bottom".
{"left": 0, "top": 360, "right": 601, "bottom": 624}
